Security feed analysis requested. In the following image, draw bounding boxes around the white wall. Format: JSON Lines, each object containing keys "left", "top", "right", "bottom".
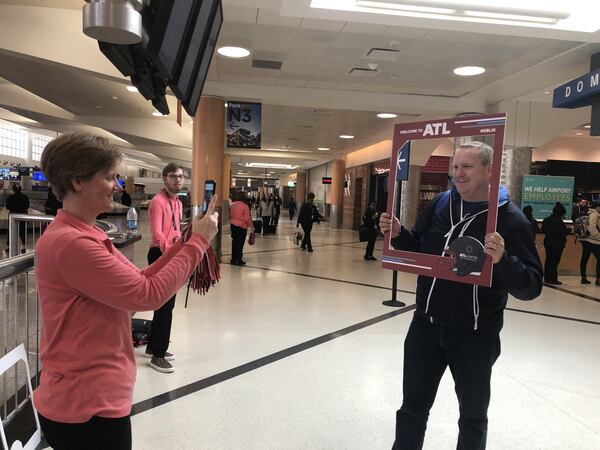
{"left": 307, "top": 164, "right": 329, "bottom": 204}
{"left": 533, "top": 136, "right": 600, "bottom": 162}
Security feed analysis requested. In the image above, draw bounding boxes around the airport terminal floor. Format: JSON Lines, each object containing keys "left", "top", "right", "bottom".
{"left": 47, "top": 211, "right": 600, "bottom": 450}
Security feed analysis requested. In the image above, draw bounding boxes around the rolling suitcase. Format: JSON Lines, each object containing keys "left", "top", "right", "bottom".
{"left": 253, "top": 219, "right": 262, "bottom": 234}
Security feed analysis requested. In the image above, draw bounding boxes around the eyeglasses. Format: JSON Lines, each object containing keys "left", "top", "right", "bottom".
{"left": 167, "top": 174, "right": 185, "bottom": 180}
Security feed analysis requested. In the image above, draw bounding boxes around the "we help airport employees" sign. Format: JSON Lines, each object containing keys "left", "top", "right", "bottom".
{"left": 521, "top": 175, "right": 574, "bottom": 220}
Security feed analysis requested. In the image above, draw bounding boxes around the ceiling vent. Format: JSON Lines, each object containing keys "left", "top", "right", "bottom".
{"left": 313, "top": 109, "right": 334, "bottom": 114}
{"left": 252, "top": 59, "right": 283, "bottom": 70}
{"left": 365, "top": 47, "right": 402, "bottom": 61}
{"left": 299, "top": 125, "right": 316, "bottom": 130}
{"left": 348, "top": 67, "right": 379, "bottom": 78}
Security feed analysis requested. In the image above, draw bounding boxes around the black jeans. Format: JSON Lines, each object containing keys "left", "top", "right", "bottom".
{"left": 393, "top": 314, "right": 501, "bottom": 450}
{"left": 230, "top": 224, "right": 247, "bottom": 262}
{"left": 262, "top": 216, "right": 271, "bottom": 235}
{"left": 544, "top": 246, "right": 564, "bottom": 282}
{"left": 147, "top": 247, "right": 176, "bottom": 357}
{"left": 580, "top": 241, "right": 600, "bottom": 279}
{"left": 39, "top": 413, "right": 131, "bottom": 450}
{"left": 300, "top": 222, "right": 313, "bottom": 250}
{"left": 365, "top": 230, "right": 377, "bottom": 257}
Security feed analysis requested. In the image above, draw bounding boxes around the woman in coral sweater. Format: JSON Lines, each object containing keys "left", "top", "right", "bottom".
{"left": 34, "top": 133, "right": 219, "bottom": 450}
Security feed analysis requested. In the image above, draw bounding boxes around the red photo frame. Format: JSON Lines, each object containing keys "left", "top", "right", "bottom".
{"left": 382, "top": 114, "right": 506, "bottom": 288}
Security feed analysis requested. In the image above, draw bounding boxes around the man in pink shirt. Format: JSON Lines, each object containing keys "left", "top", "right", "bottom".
{"left": 145, "top": 163, "right": 186, "bottom": 373}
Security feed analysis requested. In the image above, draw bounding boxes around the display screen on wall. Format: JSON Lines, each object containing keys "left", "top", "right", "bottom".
{"left": 226, "top": 102, "right": 261, "bottom": 149}
{"left": 322, "top": 177, "right": 332, "bottom": 184}
{"left": 0, "top": 168, "right": 20, "bottom": 181}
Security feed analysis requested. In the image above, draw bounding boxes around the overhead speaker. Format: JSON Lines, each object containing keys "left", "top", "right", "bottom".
{"left": 83, "top": 0, "right": 144, "bottom": 45}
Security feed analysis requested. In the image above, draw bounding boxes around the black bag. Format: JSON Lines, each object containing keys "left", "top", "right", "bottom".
{"left": 132, "top": 318, "right": 152, "bottom": 347}
{"left": 265, "top": 224, "right": 277, "bottom": 234}
{"left": 253, "top": 219, "right": 262, "bottom": 234}
{"left": 358, "top": 224, "right": 370, "bottom": 242}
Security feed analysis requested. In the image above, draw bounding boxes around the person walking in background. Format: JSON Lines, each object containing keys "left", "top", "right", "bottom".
{"left": 541, "top": 202, "right": 568, "bottom": 285}
{"left": 297, "top": 192, "right": 323, "bottom": 252}
{"left": 146, "top": 163, "right": 185, "bottom": 373}
{"left": 273, "top": 192, "right": 282, "bottom": 226}
{"left": 288, "top": 196, "right": 297, "bottom": 220}
{"left": 572, "top": 198, "right": 589, "bottom": 221}
{"left": 579, "top": 201, "right": 600, "bottom": 285}
{"left": 34, "top": 133, "right": 218, "bottom": 450}
{"left": 6, "top": 184, "right": 29, "bottom": 253}
{"left": 44, "top": 186, "right": 63, "bottom": 216}
{"left": 258, "top": 193, "right": 273, "bottom": 235}
{"left": 230, "top": 191, "right": 254, "bottom": 266}
{"left": 522, "top": 205, "right": 540, "bottom": 237}
{"left": 120, "top": 189, "right": 132, "bottom": 207}
{"left": 363, "top": 201, "right": 379, "bottom": 261}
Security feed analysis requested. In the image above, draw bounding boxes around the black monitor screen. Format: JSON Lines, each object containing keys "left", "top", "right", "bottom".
{"left": 148, "top": 0, "right": 199, "bottom": 81}
{"left": 172, "top": 0, "right": 218, "bottom": 100}
{"left": 183, "top": 1, "right": 222, "bottom": 117}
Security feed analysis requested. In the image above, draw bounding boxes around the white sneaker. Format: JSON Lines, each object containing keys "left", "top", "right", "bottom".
{"left": 149, "top": 356, "right": 174, "bottom": 373}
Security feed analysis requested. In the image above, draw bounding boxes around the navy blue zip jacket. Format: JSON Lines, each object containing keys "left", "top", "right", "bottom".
{"left": 391, "top": 186, "right": 542, "bottom": 332}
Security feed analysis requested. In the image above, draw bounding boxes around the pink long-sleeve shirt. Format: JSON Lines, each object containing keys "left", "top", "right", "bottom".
{"left": 33, "top": 209, "right": 209, "bottom": 423}
{"left": 148, "top": 189, "right": 182, "bottom": 253}
{"left": 230, "top": 201, "right": 253, "bottom": 229}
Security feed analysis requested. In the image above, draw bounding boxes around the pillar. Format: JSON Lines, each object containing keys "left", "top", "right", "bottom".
{"left": 192, "top": 96, "right": 225, "bottom": 260}
{"left": 295, "top": 171, "right": 307, "bottom": 209}
{"left": 329, "top": 159, "right": 345, "bottom": 229}
{"left": 398, "top": 165, "right": 422, "bottom": 231}
{"left": 500, "top": 146, "right": 532, "bottom": 208}
{"left": 222, "top": 153, "right": 231, "bottom": 200}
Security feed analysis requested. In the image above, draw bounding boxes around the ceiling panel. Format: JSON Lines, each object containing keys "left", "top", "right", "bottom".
{"left": 257, "top": 8, "right": 301, "bottom": 28}
{"left": 219, "top": 21, "right": 255, "bottom": 41}
{"left": 294, "top": 28, "right": 339, "bottom": 45}
{"left": 222, "top": 4, "right": 257, "bottom": 24}
{"left": 300, "top": 18, "right": 345, "bottom": 32}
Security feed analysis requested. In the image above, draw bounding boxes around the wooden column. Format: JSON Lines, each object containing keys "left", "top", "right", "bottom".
{"left": 295, "top": 172, "right": 306, "bottom": 205}
{"left": 222, "top": 153, "right": 231, "bottom": 201}
{"left": 329, "top": 159, "right": 345, "bottom": 228}
{"left": 192, "top": 96, "right": 225, "bottom": 206}
{"left": 192, "top": 96, "right": 225, "bottom": 260}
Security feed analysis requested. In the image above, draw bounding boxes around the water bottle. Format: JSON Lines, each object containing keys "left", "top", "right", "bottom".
{"left": 127, "top": 206, "right": 138, "bottom": 233}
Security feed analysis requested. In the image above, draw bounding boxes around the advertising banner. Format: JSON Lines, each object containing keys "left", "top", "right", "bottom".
{"left": 521, "top": 175, "right": 574, "bottom": 220}
{"left": 227, "top": 102, "right": 261, "bottom": 149}
{"left": 382, "top": 114, "right": 506, "bottom": 288}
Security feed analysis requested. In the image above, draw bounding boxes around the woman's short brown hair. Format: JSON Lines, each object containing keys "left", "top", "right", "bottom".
{"left": 40, "top": 133, "right": 122, "bottom": 200}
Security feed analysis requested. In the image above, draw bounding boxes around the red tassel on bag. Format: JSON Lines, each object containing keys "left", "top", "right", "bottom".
{"left": 181, "top": 224, "right": 221, "bottom": 307}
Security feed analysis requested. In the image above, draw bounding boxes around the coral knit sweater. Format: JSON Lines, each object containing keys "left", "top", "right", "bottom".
{"left": 33, "top": 209, "right": 209, "bottom": 423}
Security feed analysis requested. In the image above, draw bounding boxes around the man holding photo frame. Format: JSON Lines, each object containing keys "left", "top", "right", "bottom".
{"left": 381, "top": 140, "right": 543, "bottom": 450}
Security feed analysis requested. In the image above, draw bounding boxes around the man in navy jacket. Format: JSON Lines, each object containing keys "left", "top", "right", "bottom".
{"left": 381, "top": 141, "right": 542, "bottom": 450}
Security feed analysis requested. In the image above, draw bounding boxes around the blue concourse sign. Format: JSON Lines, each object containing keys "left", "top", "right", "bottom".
{"left": 227, "top": 102, "right": 262, "bottom": 149}
{"left": 395, "top": 142, "right": 410, "bottom": 182}
{"left": 521, "top": 175, "right": 574, "bottom": 220}
{"left": 553, "top": 69, "right": 600, "bottom": 109}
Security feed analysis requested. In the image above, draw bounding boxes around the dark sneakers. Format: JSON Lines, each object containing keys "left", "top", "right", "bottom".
{"left": 364, "top": 256, "right": 377, "bottom": 261}
{"left": 581, "top": 278, "right": 591, "bottom": 284}
{"left": 150, "top": 356, "right": 174, "bottom": 373}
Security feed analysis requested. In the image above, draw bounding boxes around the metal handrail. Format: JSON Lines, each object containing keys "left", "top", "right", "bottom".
{"left": 0, "top": 253, "right": 34, "bottom": 281}
{"left": 8, "top": 213, "right": 53, "bottom": 258}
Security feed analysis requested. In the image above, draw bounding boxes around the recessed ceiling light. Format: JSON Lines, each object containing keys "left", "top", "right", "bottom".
{"left": 237, "top": 162, "right": 242, "bottom": 166}
{"left": 217, "top": 46, "right": 250, "bottom": 58}
{"left": 339, "top": 135, "right": 354, "bottom": 139}
{"left": 152, "top": 111, "right": 163, "bottom": 117}
{"left": 576, "top": 132, "right": 584, "bottom": 135}
{"left": 544, "top": 90, "right": 551, "bottom": 94}
{"left": 111, "top": 96, "right": 118, "bottom": 100}
{"left": 126, "top": 86, "right": 138, "bottom": 92}
{"left": 453, "top": 66, "right": 486, "bottom": 76}
{"left": 317, "top": 147, "right": 330, "bottom": 151}
{"left": 377, "top": 113, "right": 397, "bottom": 119}
{"left": 584, "top": 125, "right": 591, "bottom": 128}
